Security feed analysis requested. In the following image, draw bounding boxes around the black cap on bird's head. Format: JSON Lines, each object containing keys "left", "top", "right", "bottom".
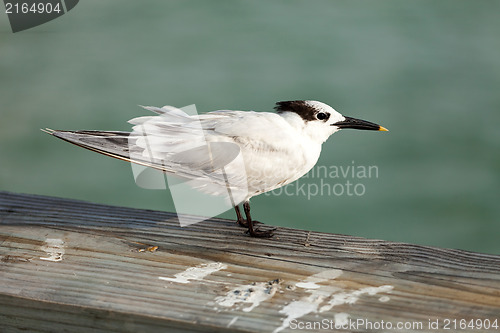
{"left": 275, "top": 100, "right": 388, "bottom": 131}
{"left": 275, "top": 100, "right": 319, "bottom": 121}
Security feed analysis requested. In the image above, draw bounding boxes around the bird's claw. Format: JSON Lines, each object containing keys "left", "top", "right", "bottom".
{"left": 245, "top": 225, "right": 276, "bottom": 238}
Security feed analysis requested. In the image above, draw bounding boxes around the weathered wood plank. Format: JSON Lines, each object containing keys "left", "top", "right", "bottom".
{"left": 0, "top": 191, "right": 499, "bottom": 332}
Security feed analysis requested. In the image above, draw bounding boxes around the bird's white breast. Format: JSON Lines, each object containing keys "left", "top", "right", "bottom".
{"left": 203, "top": 111, "right": 323, "bottom": 199}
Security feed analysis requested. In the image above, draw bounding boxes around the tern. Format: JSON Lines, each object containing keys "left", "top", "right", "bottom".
{"left": 43, "top": 100, "right": 387, "bottom": 237}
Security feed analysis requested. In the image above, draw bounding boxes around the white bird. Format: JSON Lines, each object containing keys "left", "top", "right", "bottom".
{"left": 43, "top": 100, "right": 387, "bottom": 237}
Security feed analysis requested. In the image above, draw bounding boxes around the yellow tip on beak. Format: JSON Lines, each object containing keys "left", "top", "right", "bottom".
{"left": 378, "top": 126, "right": 389, "bottom": 132}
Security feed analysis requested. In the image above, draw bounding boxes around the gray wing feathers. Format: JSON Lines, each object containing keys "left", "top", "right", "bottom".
{"left": 43, "top": 106, "right": 254, "bottom": 201}
{"left": 45, "top": 129, "right": 132, "bottom": 162}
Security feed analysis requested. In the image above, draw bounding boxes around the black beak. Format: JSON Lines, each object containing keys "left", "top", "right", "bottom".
{"left": 333, "top": 116, "right": 388, "bottom": 131}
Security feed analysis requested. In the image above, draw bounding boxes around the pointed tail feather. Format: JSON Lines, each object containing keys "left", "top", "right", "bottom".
{"left": 42, "top": 129, "right": 170, "bottom": 172}
{"left": 43, "top": 128, "right": 249, "bottom": 200}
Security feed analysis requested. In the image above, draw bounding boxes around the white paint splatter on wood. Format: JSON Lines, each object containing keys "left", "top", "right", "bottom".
{"left": 334, "top": 312, "right": 350, "bottom": 326}
{"left": 39, "top": 238, "right": 65, "bottom": 262}
{"left": 274, "top": 289, "right": 331, "bottom": 333}
{"left": 319, "top": 285, "right": 394, "bottom": 312}
{"left": 274, "top": 268, "right": 393, "bottom": 333}
{"left": 379, "top": 295, "right": 391, "bottom": 302}
{"left": 215, "top": 279, "right": 281, "bottom": 312}
{"left": 226, "top": 316, "right": 239, "bottom": 328}
{"left": 295, "top": 269, "right": 343, "bottom": 289}
{"left": 274, "top": 269, "right": 343, "bottom": 333}
{"left": 159, "top": 262, "right": 227, "bottom": 284}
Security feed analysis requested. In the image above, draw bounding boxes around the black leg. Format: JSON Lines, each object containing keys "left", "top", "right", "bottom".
{"left": 234, "top": 205, "right": 248, "bottom": 227}
{"left": 243, "top": 201, "right": 275, "bottom": 238}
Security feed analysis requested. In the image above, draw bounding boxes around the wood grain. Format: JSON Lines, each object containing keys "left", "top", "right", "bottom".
{"left": 0, "top": 191, "right": 499, "bottom": 332}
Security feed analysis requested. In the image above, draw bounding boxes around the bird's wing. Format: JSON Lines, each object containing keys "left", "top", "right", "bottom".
{"left": 126, "top": 108, "right": 292, "bottom": 167}
{"left": 44, "top": 107, "right": 255, "bottom": 198}
{"left": 127, "top": 107, "right": 242, "bottom": 172}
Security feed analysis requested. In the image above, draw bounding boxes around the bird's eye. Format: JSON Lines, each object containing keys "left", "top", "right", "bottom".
{"left": 316, "top": 112, "right": 329, "bottom": 121}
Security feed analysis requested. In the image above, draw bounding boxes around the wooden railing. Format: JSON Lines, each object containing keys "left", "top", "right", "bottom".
{"left": 1, "top": 191, "right": 499, "bottom": 332}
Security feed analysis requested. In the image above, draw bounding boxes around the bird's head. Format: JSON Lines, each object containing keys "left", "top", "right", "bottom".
{"left": 275, "top": 100, "right": 388, "bottom": 143}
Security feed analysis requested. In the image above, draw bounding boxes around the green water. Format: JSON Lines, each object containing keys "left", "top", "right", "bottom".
{"left": 1, "top": 1, "right": 499, "bottom": 254}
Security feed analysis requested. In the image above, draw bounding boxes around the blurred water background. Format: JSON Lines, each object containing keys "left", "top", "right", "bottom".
{"left": 1, "top": 0, "right": 499, "bottom": 254}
